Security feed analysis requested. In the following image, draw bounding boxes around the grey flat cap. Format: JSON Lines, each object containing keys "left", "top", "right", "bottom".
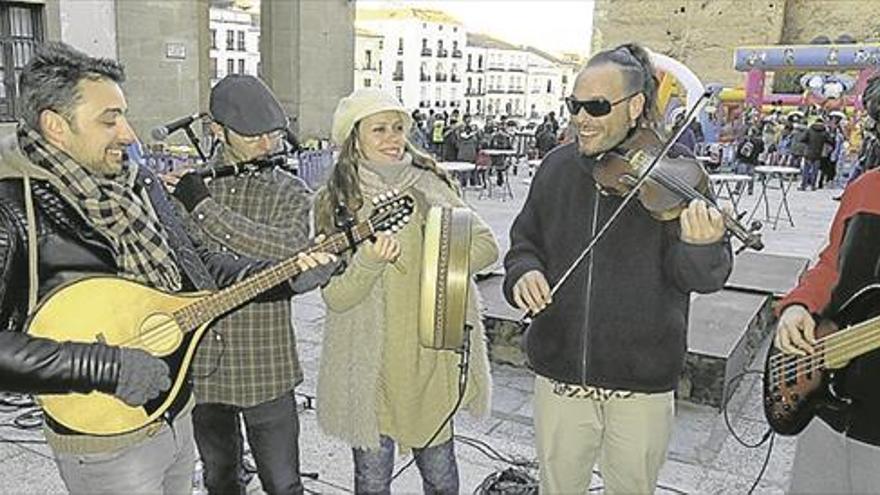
{"left": 210, "top": 74, "right": 288, "bottom": 136}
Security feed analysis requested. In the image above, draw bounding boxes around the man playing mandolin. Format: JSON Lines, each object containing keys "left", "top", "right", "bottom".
{"left": 0, "top": 42, "right": 334, "bottom": 494}
{"left": 504, "top": 43, "right": 732, "bottom": 494}
{"left": 773, "top": 73, "right": 880, "bottom": 493}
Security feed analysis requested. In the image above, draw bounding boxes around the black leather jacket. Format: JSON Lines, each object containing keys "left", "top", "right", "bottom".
{"left": 0, "top": 159, "right": 271, "bottom": 410}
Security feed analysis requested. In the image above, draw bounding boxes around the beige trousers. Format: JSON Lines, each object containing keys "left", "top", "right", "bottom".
{"left": 534, "top": 375, "right": 675, "bottom": 495}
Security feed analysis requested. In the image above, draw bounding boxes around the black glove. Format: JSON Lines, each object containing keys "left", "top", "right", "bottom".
{"left": 289, "top": 258, "right": 343, "bottom": 294}
{"left": 172, "top": 172, "right": 211, "bottom": 211}
{"left": 114, "top": 348, "right": 172, "bottom": 407}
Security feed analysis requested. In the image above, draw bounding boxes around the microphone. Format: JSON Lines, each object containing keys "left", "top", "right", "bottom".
{"left": 151, "top": 113, "right": 205, "bottom": 141}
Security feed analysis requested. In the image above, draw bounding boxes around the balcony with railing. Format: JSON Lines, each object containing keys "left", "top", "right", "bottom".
{"left": 452, "top": 49, "right": 463, "bottom": 58}
{"left": 507, "top": 88, "right": 525, "bottom": 94}
{"left": 420, "top": 73, "right": 431, "bottom": 82}
{"left": 451, "top": 74, "right": 461, "bottom": 83}
{"left": 421, "top": 47, "right": 432, "bottom": 57}
{"left": 435, "top": 73, "right": 448, "bottom": 82}
{"left": 437, "top": 49, "right": 449, "bottom": 58}
{"left": 392, "top": 71, "right": 404, "bottom": 81}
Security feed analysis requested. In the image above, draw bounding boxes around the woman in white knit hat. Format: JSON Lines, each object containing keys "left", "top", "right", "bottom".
{"left": 314, "top": 88, "right": 498, "bottom": 493}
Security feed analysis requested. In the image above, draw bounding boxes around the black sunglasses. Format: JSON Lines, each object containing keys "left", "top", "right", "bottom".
{"left": 565, "top": 92, "right": 639, "bottom": 117}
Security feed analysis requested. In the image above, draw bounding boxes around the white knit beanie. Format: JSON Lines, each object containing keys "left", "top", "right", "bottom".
{"left": 331, "top": 88, "right": 412, "bottom": 146}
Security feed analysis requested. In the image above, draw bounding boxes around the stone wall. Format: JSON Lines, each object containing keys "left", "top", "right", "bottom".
{"left": 780, "top": 0, "right": 880, "bottom": 44}
{"left": 115, "top": 0, "right": 209, "bottom": 141}
{"left": 591, "top": 0, "right": 880, "bottom": 87}
{"left": 262, "top": 0, "right": 355, "bottom": 142}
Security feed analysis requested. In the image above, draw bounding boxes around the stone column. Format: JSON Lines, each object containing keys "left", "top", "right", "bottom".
{"left": 114, "top": 0, "right": 208, "bottom": 142}
{"left": 261, "top": 0, "right": 354, "bottom": 143}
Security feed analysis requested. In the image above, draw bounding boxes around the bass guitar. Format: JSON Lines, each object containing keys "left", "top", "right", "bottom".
{"left": 763, "top": 283, "right": 880, "bottom": 435}
{"left": 27, "top": 192, "right": 413, "bottom": 435}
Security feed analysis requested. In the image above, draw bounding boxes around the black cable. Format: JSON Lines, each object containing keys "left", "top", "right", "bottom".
{"left": 455, "top": 434, "right": 536, "bottom": 469}
{"left": 190, "top": 329, "right": 226, "bottom": 379}
{"left": 389, "top": 326, "right": 472, "bottom": 485}
{"left": 723, "top": 370, "right": 773, "bottom": 449}
{"left": 0, "top": 435, "right": 51, "bottom": 460}
{"left": 748, "top": 432, "right": 776, "bottom": 495}
{"left": 721, "top": 368, "right": 776, "bottom": 494}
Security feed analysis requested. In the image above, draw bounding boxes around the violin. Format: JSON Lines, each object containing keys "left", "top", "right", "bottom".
{"left": 593, "top": 127, "right": 764, "bottom": 252}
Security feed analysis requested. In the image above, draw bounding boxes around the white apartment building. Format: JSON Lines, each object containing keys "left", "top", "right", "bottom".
{"left": 209, "top": 5, "right": 260, "bottom": 85}
{"left": 357, "top": 7, "right": 466, "bottom": 112}
{"left": 354, "top": 27, "right": 383, "bottom": 91}
{"left": 525, "top": 47, "right": 567, "bottom": 119}
{"left": 463, "top": 40, "right": 487, "bottom": 117}
{"left": 464, "top": 33, "right": 577, "bottom": 122}
{"left": 467, "top": 33, "right": 527, "bottom": 118}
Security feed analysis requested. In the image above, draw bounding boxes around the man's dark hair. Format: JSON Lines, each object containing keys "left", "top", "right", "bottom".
{"left": 865, "top": 73, "right": 880, "bottom": 122}
{"left": 585, "top": 43, "right": 660, "bottom": 129}
{"left": 19, "top": 41, "right": 125, "bottom": 130}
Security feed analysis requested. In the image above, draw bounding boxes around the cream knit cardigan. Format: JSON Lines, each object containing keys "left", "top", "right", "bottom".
{"left": 316, "top": 159, "right": 497, "bottom": 450}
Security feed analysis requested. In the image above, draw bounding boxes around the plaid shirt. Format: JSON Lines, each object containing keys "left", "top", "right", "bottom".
{"left": 182, "top": 162, "right": 312, "bottom": 407}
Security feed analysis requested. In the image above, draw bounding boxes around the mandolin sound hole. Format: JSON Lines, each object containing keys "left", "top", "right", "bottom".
{"left": 137, "top": 313, "right": 183, "bottom": 356}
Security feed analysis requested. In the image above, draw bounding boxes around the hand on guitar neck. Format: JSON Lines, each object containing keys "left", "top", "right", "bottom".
{"left": 774, "top": 304, "right": 817, "bottom": 356}
{"left": 289, "top": 235, "right": 340, "bottom": 294}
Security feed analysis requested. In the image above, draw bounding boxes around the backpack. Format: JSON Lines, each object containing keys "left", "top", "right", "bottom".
{"left": 737, "top": 139, "right": 754, "bottom": 159}
{"left": 490, "top": 132, "right": 511, "bottom": 150}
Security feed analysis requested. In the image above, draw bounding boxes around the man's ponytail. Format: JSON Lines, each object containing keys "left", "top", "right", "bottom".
{"left": 586, "top": 42, "right": 661, "bottom": 130}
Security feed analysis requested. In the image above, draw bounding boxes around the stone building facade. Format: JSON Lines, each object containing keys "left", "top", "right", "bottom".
{"left": 0, "top": 0, "right": 353, "bottom": 143}
{"left": 591, "top": 0, "right": 880, "bottom": 86}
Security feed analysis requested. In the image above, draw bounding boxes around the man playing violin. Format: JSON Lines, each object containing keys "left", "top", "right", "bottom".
{"left": 773, "top": 73, "right": 880, "bottom": 494}
{"left": 164, "top": 74, "right": 337, "bottom": 495}
{"left": 503, "top": 42, "right": 732, "bottom": 494}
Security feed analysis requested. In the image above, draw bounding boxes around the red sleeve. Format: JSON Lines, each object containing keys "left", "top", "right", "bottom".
{"left": 777, "top": 170, "right": 880, "bottom": 314}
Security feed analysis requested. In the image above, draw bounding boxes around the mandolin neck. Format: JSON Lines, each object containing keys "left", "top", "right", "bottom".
{"left": 173, "top": 221, "right": 374, "bottom": 330}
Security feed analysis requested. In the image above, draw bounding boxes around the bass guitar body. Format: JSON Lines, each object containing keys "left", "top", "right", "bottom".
{"left": 27, "top": 276, "right": 209, "bottom": 436}
{"left": 763, "top": 285, "right": 880, "bottom": 435}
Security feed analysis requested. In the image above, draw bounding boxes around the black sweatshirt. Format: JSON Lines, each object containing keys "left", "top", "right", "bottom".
{"left": 503, "top": 142, "right": 732, "bottom": 392}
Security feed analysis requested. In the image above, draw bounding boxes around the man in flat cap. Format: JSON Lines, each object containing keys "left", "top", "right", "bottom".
{"left": 168, "top": 74, "right": 333, "bottom": 494}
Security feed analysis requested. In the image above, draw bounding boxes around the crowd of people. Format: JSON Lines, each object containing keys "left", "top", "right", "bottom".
{"left": 671, "top": 102, "right": 880, "bottom": 200}
{"left": 0, "top": 38, "right": 879, "bottom": 495}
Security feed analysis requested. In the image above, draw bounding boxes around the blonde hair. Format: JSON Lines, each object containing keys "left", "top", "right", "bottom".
{"left": 314, "top": 126, "right": 458, "bottom": 235}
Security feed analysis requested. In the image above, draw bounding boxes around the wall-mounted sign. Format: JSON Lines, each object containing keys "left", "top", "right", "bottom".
{"left": 166, "top": 42, "right": 186, "bottom": 60}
